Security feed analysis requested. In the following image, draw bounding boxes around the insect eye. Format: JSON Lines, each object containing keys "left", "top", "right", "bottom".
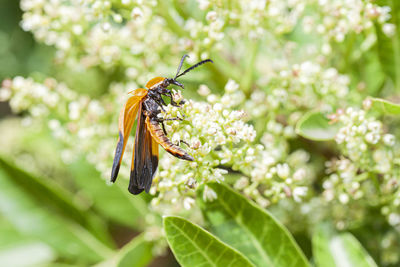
{"left": 162, "top": 79, "right": 169, "bottom": 87}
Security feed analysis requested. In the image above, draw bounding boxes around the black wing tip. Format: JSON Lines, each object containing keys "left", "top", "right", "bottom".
{"left": 185, "top": 155, "right": 194, "bottom": 161}
{"left": 128, "top": 186, "right": 144, "bottom": 195}
{"left": 111, "top": 132, "right": 124, "bottom": 182}
{"left": 178, "top": 153, "right": 194, "bottom": 161}
{"left": 129, "top": 170, "right": 145, "bottom": 195}
{"left": 110, "top": 164, "right": 120, "bottom": 183}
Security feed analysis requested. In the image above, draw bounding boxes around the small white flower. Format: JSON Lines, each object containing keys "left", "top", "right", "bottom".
{"left": 225, "top": 79, "right": 239, "bottom": 93}
{"left": 365, "top": 132, "right": 379, "bottom": 144}
{"left": 0, "top": 88, "right": 11, "bottom": 101}
{"left": 183, "top": 197, "right": 196, "bottom": 210}
{"left": 197, "top": 0, "right": 210, "bottom": 10}
{"left": 383, "top": 134, "right": 395, "bottom": 146}
{"left": 293, "top": 168, "right": 306, "bottom": 181}
{"left": 206, "top": 11, "right": 218, "bottom": 22}
{"left": 277, "top": 163, "right": 290, "bottom": 179}
{"left": 339, "top": 193, "right": 349, "bottom": 204}
{"left": 382, "top": 23, "right": 396, "bottom": 37}
{"left": 198, "top": 84, "right": 211, "bottom": 96}
{"left": 203, "top": 185, "right": 217, "bottom": 202}
{"left": 388, "top": 213, "right": 400, "bottom": 226}
{"left": 293, "top": 187, "right": 308, "bottom": 202}
{"left": 131, "top": 7, "right": 143, "bottom": 19}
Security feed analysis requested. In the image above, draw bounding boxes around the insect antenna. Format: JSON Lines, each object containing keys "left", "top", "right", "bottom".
{"left": 175, "top": 58, "right": 213, "bottom": 79}
{"left": 174, "top": 54, "right": 189, "bottom": 79}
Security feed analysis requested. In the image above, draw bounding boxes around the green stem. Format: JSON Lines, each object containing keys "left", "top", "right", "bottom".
{"left": 209, "top": 52, "right": 240, "bottom": 82}
{"left": 157, "top": 0, "right": 188, "bottom": 37}
{"left": 240, "top": 40, "right": 259, "bottom": 96}
{"left": 172, "top": 0, "right": 190, "bottom": 20}
{"left": 390, "top": 0, "right": 400, "bottom": 91}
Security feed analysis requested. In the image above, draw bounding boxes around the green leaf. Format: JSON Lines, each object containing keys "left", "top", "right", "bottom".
{"left": 296, "top": 111, "right": 341, "bottom": 141}
{"left": 68, "top": 159, "right": 150, "bottom": 228}
{"left": 163, "top": 216, "right": 255, "bottom": 267}
{"left": 95, "top": 235, "right": 153, "bottom": 267}
{"left": 375, "top": 0, "right": 400, "bottom": 90}
{"left": 312, "top": 226, "right": 378, "bottom": 267}
{"left": 0, "top": 242, "right": 55, "bottom": 267}
{"left": 0, "top": 219, "right": 33, "bottom": 248}
{"left": 0, "top": 168, "right": 113, "bottom": 264}
{"left": 198, "top": 183, "right": 309, "bottom": 267}
{"left": 0, "top": 156, "right": 114, "bottom": 247}
{"left": 117, "top": 235, "right": 153, "bottom": 267}
{"left": 367, "top": 97, "right": 400, "bottom": 115}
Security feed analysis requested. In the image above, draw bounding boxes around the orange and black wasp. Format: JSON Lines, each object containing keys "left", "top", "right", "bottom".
{"left": 111, "top": 55, "right": 213, "bottom": 194}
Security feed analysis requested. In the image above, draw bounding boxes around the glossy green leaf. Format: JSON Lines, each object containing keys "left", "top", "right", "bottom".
{"left": 296, "top": 111, "right": 341, "bottom": 141}
{"left": 368, "top": 97, "right": 400, "bottom": 115}
{"left": 375, "top": 0, "right": 400, "bottom": 90}
{"left": 0, "top": 168, "right": 113, "bottom": 264}
{"left": 164, "top": 216, "right": 255, "bottom": 267}
{"left": 0, "top": 156, "right": 114, "bottom": 247}
{"left": 312, "top": 226, "right": 377, "bottom": 267}
{"left": 199, "top": 183, "right": 309, "bottom": 267}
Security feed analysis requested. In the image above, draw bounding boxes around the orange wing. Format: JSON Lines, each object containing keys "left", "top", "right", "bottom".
{"left": 145, "top": 77, "right": 165, "bottom": 89}
{"left": 128, "top": 103, "right": 159, "bottom": 194}
{"left": 111, "top": 88, "right": 147, "bottom": 182}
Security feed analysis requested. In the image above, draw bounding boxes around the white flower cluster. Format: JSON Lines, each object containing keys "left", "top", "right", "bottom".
{"left": 150, "top": 90, "right": 257, "bottom": 213}
{"left": 245, "top": 150, "right": 312, "bottom": 207}
{"left": 323, "top": 157, "right": 365, "bottom": 204}
{"left": 195, "top": 0, "right": 307, "bottom": 42}
{"left": 321, "top": 106, "right": 400, "bottom": 228}
{"left": 303, "top": 0, "right": 393, "bottom": 45}
{"left": 20, "top": 0, "right": 177, "bottom": 71}
{"left": 0, "top": 76, "right": 131, "bottom": 175}
{"left": 334, "top": 107, "right": 396, "bottom": 170}
{"left": 238, "top": 61, "right": 350, "bottom": 121}
{"left": 19, "top": 0, "right": 311, "bottom": 66}
{"left": 156, "top": 84, "right": 313, "bottom": 209}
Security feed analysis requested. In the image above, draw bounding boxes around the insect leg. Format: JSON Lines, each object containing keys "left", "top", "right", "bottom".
{"left": 161, "top": 121, "right": 168, "bottom": 136}
{"left": 155, "top": 117, "right": 182, "bottom": 136}
{"left": 155, "top": 116, "right": 183, "bottom": 124}
{"left": 179, "top": 140, "right": 190, "bottom": 147}
{"left": 173, "top": 140, "right": 190, "bottom": 147}
{"left": 168, "top": 91, "right": 180, "bottom": 107}
{"left": 162, "top": 117, "right": 183, "bottom": 121}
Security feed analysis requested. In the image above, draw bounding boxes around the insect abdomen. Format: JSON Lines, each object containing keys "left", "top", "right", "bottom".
{"left": 146, "top": 118, "right": 194, "bottom": 161}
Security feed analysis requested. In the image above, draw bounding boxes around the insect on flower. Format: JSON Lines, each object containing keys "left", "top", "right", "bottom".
{"left": 111, "top": 55, "right": 213, "bottom": 194}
